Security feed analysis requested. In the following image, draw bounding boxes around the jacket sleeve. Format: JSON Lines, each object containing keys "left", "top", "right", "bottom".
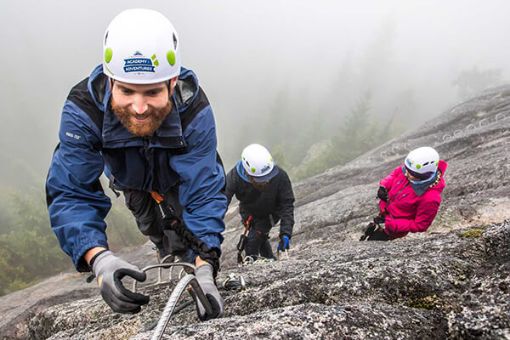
{"left": 170, "top": 106, "right": 227, "bottom": 253}
{"left": 385, "top": 196, "right": 441, "bottom": 234}
{"left": 276, "top": 171, "right": 295, "bottom": 237}
{"left": 378, "top": 166, "right": 402, "bottom": 214}
{"left": 224, "top": 168, "right": 237, "bottom": 207}
{"left": 46, "top": 101, "right": 111, "bottom": 272}
{"left": 380, "top": 166, "right": 402, "bottom": 190}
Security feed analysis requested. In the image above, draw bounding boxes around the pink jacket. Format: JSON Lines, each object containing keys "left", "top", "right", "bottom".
{"left": 378, "top": 160, "right": 447, "bottom": 239}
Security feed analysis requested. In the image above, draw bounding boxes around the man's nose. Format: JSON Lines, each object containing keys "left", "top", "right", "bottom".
{"left": 132, "top": 96, "right": 148, "bottom": 114}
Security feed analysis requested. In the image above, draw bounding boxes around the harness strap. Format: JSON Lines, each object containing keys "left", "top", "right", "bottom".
{"left": 150, "top": 191, "right": 219, "bottom": 268}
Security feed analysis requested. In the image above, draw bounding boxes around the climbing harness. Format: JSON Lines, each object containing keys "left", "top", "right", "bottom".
{"left": 237, "top": 215, "right": 253, "bottom": 265}
{"left": 130, "top": 192, "right": 220, "bottom": 339}
{"left": 150, "top": 192, "right": 219, "bottom": 265}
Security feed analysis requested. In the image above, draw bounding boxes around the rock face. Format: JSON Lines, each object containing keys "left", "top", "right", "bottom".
{"left": 1, "top": 86, "right": 510, "bottom": 339}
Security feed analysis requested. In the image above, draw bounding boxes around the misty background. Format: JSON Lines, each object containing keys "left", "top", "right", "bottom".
{"left": 0, "top": 0, "right": 509, "bottom": 294}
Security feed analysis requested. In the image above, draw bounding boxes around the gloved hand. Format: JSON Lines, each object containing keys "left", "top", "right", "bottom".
{"left": 373, "top": 214, "right": 386, "bottom": 225}
{"left": 277, "top": 234, "right": 291, "bottom": 251}
{"left": 92, "top": 250, "right": 149, "bottom": 314}
{"left": 194, "top": 263, "right": 224, "bottom": 321}
{"left": 360, "top": 222, "right": 377, "bottom": 241}
{"left": 377, "top": 186, "right": 388, "bottom": 202}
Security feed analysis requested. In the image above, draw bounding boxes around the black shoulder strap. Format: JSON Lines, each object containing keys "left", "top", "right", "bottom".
{"left": 67, "top": 76, "right": 105, "bottom": 131}
{"left": 177, "top": 86, "right": 210, "bottom": 131}
{"left": 68, "top": 75, "right": 209, "bottom": 135}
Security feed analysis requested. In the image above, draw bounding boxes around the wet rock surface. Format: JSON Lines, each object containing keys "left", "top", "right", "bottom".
{"left": 24, "top": 222, "right": 510, "bottom": 339}
{"left": 1, "top": 87, "right": 510, "bottom": 339}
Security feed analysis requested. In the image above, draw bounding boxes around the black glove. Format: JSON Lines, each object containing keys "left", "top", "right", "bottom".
{"left": 377, "top": 186, "right": 388, "bottom": 202}
{"left": 92, "top": 251, "right": 149, "bottom": 313}
{"left": 194, "top": 263, "right": 224, "bottom": 321}
{"left": 374, "top": 215, "right": 386, "bottom": 225}
{"left": 360, "top": 222, "right": 377, "bottom": 241}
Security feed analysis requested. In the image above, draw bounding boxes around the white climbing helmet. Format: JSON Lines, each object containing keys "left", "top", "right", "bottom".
{"left": 241, "top": 144, "right": 279, "bottom": 183}
{"left": 102, "top": 8, "right": 181, "bottom": 84}
{"left": 404, "top": 146, "right": 439, "bottom": 179}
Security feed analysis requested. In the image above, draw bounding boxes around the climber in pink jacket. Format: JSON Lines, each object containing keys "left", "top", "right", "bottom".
{"left": 361, "top": 146, "right": 447, "bottom": 241}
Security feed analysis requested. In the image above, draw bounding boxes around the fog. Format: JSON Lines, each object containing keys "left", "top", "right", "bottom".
{"left": 1, "top": 0, "right": 509, "bottom": 188}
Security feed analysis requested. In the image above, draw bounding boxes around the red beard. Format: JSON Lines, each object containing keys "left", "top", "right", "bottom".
{"left": 111, "top": 99, "right": 172, "bottom": 137}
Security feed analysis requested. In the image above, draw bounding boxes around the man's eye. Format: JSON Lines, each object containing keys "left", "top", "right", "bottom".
{"left": 121, "top": 88, "right": 134, "bottom": 95}
{"left": 147, "top": 90, "right": 161, "bottom": 96}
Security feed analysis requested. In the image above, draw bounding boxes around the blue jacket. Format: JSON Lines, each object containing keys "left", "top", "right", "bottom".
{"left": 46, "top": 65, "right": 227, "bottom": 271}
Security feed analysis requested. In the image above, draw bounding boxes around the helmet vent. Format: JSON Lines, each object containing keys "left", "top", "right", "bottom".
{"left": 173, "top": 33, "right": 178, "bottom": 50}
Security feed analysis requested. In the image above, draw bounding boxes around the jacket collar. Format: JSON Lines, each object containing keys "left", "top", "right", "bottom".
{"left": 87, "top": 65, "right": 199, "bottom": 149}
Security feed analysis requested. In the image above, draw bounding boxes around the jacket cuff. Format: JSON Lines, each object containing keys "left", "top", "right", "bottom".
{"left": 384, "top": 216, "right": 395, "bottom": 233}
{"left": 74, "top": 240, "right": 109, "bottom": 272}
{"left": 200, "top": 234, "right": 222, "bottom": 254}
{"left": 279, "top": 231, "right": 291, "bottom": 239}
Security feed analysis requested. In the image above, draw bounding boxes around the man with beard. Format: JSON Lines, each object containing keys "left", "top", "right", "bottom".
{"left": 225, "top": 144, "right": 295, "bottom": 261}
{"left": 46, "top": 9, "right": 226, "bottom": 319}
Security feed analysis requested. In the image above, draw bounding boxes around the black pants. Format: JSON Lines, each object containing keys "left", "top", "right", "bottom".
{"left": 123, "top": 189, "right": 192, "bottom": 261}
{"left": 366, "top": 228, "right": 391, "bottom": 241}
{"left": 245, "top": 216, "right": 276, "bottom": 259}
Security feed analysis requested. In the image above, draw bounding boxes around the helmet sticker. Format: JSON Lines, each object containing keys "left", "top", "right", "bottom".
{"left": 151, "top": 54, "right": 159, "bottom": 67}
{"left": 167, "top": 50, "right": 176, "bottom": 66}
{"left": 123, "top": 51, "right": 158, "bottom": 73}
{"left": 104, "top": 48, "right": 113, "bottom": 63}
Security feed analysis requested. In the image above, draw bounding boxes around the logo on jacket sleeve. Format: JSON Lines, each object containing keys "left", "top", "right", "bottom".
{"left": 123, "top": 51, "right": 159, "bottom": 73}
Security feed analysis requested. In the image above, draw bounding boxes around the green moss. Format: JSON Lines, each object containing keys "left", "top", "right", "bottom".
{"left": 459, "top": 227, "right": 486, "bottom": 238}
{"left": 407, "top": 295, "right": 439, "bottom": 310}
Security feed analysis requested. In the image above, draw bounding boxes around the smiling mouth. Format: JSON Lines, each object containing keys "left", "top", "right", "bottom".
{"left": 133, "top": 115, "right": 150, "bottom": 122}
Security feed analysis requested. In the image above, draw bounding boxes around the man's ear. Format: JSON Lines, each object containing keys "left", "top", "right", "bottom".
{"left": 169, "top": 76, "right": 178, "bottom": 96}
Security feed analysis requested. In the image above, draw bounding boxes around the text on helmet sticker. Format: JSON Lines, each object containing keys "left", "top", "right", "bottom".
{"left": 123, "top": 51, "right": 158, "bottom": 73}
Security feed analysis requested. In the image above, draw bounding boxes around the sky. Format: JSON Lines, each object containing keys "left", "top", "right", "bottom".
{"left": 1, "top": 0, "right": 509, "bottom": 187}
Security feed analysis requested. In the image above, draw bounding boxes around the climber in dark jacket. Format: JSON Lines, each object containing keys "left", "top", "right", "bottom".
{"left": 46, "top": 9, "right": 226, "bottom": 319}
{"left": 225, "top": 144, "right": 295, "bottom": 260}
